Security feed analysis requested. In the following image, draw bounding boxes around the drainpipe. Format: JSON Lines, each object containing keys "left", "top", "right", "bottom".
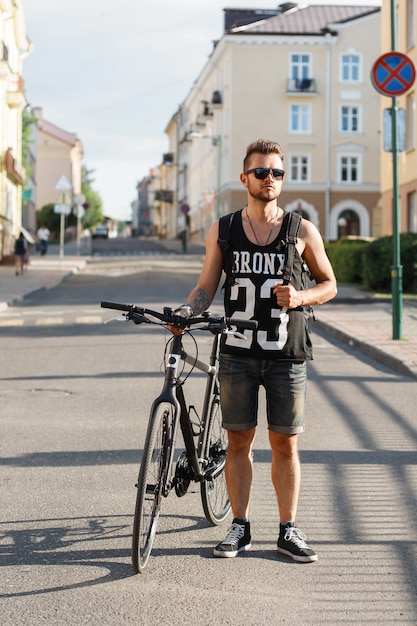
{"left": 324, "top": 32, "right": 332, "bottom": 242}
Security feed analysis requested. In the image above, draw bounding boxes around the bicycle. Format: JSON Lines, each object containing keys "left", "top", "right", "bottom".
{"left": 101, "top": 301, "right": 257, "bottom": 573}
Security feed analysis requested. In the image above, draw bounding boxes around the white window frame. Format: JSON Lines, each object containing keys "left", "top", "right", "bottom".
{"left": 406, "top": 92, "right": 415, "bottom": 151}
{"left": 339, "top": 104, "right": 361, "bottom": 133}
{"left": 289, "top": 104, "right": 311, "bottom": 134}
{"left": 337, "top": 154, "right": 362, "bottom": 184}
{"left": 290, "top": 52, "right": 312, "bottom": 80}
{"left": 289, "top": 154, "right": 311, "bottom": 183}
{"left": 407, "top": 0, "right": 415, "bottom": 49}
{"left": 340, "top": 52, "right": 362, "bottom": 83}
{"left": 408, "top": 190, "right": 417, "bottom": 232}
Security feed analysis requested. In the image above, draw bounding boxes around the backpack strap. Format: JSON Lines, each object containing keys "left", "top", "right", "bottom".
{"left": 281, "top": 212, "right": 301, "bottom": 285}
{"left": 218, "top": 212, "right": 238, "bottom": 287}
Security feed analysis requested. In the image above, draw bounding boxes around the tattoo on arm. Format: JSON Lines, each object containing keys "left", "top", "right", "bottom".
{"left": 191, "top": 287, "right": 211, "bottom": 315}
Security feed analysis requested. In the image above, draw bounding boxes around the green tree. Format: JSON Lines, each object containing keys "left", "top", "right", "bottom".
{"left": 81, "top": 166, "right": 104, "bottom": 229}
{"left": 37, "top": 203, "right": 76, "bottom": 237}
{"left": 21, "top": 109, "right": 38, "bottom": 182}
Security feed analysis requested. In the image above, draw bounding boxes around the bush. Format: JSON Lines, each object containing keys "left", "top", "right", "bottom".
{"left": 363, "top": 233, "right": 417, "bottom": 292}
{"left": 325, "top": 239, "right": 369, "bottom": 283}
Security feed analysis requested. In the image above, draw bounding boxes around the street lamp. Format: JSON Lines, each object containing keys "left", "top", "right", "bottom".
{"left": 187, "top": 131, "right": 222, "bottom": 220}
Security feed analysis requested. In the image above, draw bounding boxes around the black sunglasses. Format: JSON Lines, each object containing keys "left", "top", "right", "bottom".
{"left": 244, "top": 168, "right": 285, "bottom": 180}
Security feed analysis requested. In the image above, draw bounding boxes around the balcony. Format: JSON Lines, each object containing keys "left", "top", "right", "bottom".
{"left": 4, "top": 148, "right": 26, "bottom": 186}
{"left": 287, "top": 78, "right": 317, "bottom": 94}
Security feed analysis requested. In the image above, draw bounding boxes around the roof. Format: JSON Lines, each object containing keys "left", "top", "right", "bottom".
{"left": 226, "top": 4, "right": 380, "bottom": 36}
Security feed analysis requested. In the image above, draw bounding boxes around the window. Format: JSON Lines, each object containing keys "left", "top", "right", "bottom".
{"left": 408, "top": 191, "right": 417, "bottom": 232}
{"left": 340, "top": 105, "right": 360, "bottom": 133}
{"left": 407, "top": 0, "right": 415, "bottom": 48}
{"left": 340, "top": 53, "right": 361, "bottom": 83}
{"left": 406, "top": 93, "right": 415, "bottom": 151}
{"left": 338, "top": 155, "right": 361, "bottom": 183}
{"left": 289, "top": 155, "right": 310, "bottom": 182}
{"left": 290, "top": 104, "right": 311, "bottom": 133}
{"left": 290, "top": 53, "right": 311, "bottom": 81}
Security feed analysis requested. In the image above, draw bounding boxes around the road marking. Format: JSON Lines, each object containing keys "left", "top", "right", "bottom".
{"left": 75, "top": 316, "right": 102, "bottom": 324}
{"left": 0, "top": 319, "right": 24, "bottom": 327}
{"left": 35, "top": 318, "right": 65, "bottom": 326}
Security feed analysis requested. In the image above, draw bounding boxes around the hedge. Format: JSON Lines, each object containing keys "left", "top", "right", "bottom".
{"left": 325, "top": 234, "right": 417, "bottom": 293}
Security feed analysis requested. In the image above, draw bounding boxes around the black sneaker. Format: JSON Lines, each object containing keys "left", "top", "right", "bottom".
{"left": 213, "top": 518, "right": 251, "bottom": 558}
{"left": 277, "top": 524, "right": 318, "bottom": 563}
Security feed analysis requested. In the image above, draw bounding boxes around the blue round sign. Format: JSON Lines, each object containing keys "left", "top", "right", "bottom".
{"left": 371, "top": 52, "right": 416, "bottom": 96}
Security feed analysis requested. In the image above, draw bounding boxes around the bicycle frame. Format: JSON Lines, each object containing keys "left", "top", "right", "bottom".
{"left": 149, "top": 331, "right": 220, "bottom": 497}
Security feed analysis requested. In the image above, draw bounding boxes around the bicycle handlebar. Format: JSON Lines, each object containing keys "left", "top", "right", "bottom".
{"left": 100, "top": 300, "right": 258, "bottom": 331}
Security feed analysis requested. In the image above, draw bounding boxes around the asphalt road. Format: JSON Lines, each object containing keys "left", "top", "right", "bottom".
{"left": 1, "top": 255, "right": 416, "bottom": 625}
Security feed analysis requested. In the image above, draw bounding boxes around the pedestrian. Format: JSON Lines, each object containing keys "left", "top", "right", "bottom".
{"left": 37, "top": 224, "right": 50, "bottom": 256}
{"left": 14, "top": 232, "right": 27, "bottom": 276}
{"left": 174, "top": 139, "right": 337, "bottom": 562}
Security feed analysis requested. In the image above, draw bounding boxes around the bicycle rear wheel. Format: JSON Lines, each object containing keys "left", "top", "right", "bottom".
{"left": 132, "top": 402, "right": 174, "bottom": 573}
{"left": 200, "top": 392, "right": 231, "bottom": 525}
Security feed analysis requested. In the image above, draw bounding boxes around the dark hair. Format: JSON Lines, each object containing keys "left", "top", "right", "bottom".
{"left": 243, "top": 139, "right": 284, "bottom": 170}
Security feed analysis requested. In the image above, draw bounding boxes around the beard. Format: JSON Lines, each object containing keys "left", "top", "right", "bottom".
{"left": 247, "top": 183, "right": 280, "bottom": 203}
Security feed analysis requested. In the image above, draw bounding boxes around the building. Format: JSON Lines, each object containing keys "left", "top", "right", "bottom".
{"left": 32, "top": 107, "right": 83, "bottom": 219}
{"left": 0, "top": 0, "right": 31, "bottom": 260}
{"left": 379, "top": 0, "right": 417, "bottom": 236}
{"left": 163, "top": 3, "right": 381, "bottom": 243}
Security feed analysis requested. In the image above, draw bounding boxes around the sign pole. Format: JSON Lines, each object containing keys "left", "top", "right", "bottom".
{"left": 390, "top": 0, "right": 402, "bottom": 340}
{"left": 59, "top": 211, "right": 65, "bottom": 260}
{"left": 55, "top": 175, "right": 72, "bottom": 262}
{"left": 371, "top": 20, "right": 415, "bottom": 339}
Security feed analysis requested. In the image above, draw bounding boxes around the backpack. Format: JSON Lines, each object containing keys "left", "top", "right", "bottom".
{"left": 218, "top": 210, "right": 302, "bottom": 288}
{"left": 14, "top": 237, "right": 26, "bottom": 255}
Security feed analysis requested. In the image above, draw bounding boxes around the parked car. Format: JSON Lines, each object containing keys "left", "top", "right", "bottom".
{"left": 92, "top": 225, "right": 109, "bottom": 239}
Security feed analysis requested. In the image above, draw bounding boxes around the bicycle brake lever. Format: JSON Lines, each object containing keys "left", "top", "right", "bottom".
{"left": 104, "top": 316, "right": 128, "bottom": 324}
{"left": 224, "top": 329, "right": 247, "bottom": 340}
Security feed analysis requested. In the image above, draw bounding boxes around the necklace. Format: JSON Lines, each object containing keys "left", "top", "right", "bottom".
{"left": 245, "top": 206, "right": 279, "bottom": 246}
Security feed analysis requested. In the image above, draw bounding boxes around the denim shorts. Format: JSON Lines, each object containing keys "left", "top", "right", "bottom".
{"left": 218, "top": 354, "right": 307, "bottom": 434}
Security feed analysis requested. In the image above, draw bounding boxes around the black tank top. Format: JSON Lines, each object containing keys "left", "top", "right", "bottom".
{"left": 220, "top": 209, "right": 312, "bottom": 361}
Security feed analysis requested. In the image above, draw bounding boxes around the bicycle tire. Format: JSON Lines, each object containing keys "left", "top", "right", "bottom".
{"left": 132, "top": 402, "right": 174, "bottom": 572}
{"left": 200, "top": 392, "right": 231, "bottom": 525}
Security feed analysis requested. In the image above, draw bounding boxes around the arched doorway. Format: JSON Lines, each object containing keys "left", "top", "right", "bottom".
{"left": 330, "top": 200, "right": 370, "bottom": 240}
{"left": 337, "top": 209, "right": 360, "bottom": 238}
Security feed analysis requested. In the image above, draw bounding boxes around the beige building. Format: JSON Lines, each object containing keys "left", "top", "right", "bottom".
{"left": 0, "top": 0, "right": 31, "bottom": 259}
{"left": 163, "top": 3, "right": 381, "bottom": 243}
{"left": 32, "top": 107, "right": 83, "bottom": 217}
{"left": 380, "top": 0, "right": 417, "bottom": 236}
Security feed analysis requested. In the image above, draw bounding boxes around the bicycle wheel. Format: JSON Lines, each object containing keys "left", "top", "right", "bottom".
{"left": 200, "top": 392, "right": 231, "bottom": 525}
{"left": 132, "top": 402, "right": 174, "bottom": 573}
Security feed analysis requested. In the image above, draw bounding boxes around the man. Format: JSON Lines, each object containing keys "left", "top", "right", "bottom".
{"left": 37, "top": 224, "right": 50, "bottom": 256}
{"left": 175, "top": 139, "right": 337, "bottom": 562}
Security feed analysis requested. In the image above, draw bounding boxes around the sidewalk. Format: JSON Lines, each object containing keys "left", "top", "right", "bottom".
{"left": 0, "top": 242, "right": 88, "bottom": 313}
{"left": 1, "top": 238, "right": 416, "bottom": 379}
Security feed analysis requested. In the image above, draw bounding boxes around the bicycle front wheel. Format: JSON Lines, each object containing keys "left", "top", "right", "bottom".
{"left": 132, "top": 402, "right": 174, "bottom": 573}
{"left": 200, "top": 392, "right": 231, "bottom": 525}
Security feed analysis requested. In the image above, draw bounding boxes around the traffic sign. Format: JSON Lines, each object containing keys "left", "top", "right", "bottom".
{"left": 55, "top": 174, "right": 72, "bottom": 191}
{"left": 54, "top": 203, "right": 71, "bottom": 215}
{"left": 371, "top": 52, "right": 416, "bottom": 96}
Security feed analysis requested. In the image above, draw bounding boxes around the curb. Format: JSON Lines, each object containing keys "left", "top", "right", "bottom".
{"left": 0, "top": 259, "right": 88, "bottom": 312}
{"left": 314, "top": 318, "right": 417, "bottom": 380}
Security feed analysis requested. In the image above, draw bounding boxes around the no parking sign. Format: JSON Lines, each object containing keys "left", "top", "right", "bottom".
{"left": 371, "top": 52, "right": 416, "bottom": 96}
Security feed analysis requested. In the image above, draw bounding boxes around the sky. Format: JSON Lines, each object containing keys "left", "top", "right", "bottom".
{"left": 22, "top": 0, "right": 381, "bottom": 221}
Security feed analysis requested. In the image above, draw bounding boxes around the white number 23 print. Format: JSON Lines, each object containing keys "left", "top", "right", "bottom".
{"left": 225, "top": 278, "right": 289, "bottom": 351}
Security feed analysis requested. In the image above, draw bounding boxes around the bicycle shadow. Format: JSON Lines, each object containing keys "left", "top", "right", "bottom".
{"left": 0, "top": 514, "right": 135, "bottom": 598}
